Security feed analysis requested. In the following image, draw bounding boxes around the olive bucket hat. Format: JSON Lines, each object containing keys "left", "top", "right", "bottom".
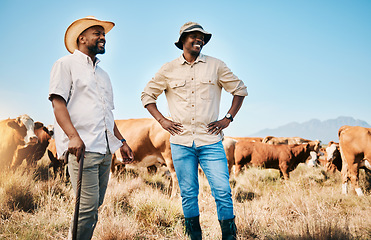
{"left": 174, "top": 22, "right": 212, "bottom": 50}
{"left": 64, "top": 16, "right": 115, "bottom": 54}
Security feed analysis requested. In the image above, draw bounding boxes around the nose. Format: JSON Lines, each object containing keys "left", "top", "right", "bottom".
{"left": 29, "top": 136, "right": 38, "bottom": 144}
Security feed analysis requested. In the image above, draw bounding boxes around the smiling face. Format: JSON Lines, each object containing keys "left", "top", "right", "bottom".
{"left": 78, "top": 25, "right": 106, "bottom": 57}
{"left": 182, "top": 31, "right": 205, "bottom": 56}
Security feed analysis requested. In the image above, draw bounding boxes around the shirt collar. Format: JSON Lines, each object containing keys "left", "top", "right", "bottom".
{"left": 73, "top": 49, "right": 101, "bottom": 66}
{"left": 179, "top": 53, "right": 206, "bottom": 65}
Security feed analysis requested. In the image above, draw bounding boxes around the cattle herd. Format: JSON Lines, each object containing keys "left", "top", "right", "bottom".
{"left": 1, "top": 115, "right": 371, "bottom": 197}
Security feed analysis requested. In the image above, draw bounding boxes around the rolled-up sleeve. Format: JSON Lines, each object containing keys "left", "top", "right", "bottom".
{"left": 141, "top": 71, "right": 167, "bottom": 107}
{"left": 218, "top": 61, "right": 248, "bottom": 96}
{"left": 49, "top": 60, "right": 72, "bottom": 102}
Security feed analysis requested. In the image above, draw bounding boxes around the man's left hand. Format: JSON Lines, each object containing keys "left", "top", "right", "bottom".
{"left": 120, "top": 142, "right": 134, "bottom": 164}
{"left": 207, "top": 118, "right": 231, "bottom": 135}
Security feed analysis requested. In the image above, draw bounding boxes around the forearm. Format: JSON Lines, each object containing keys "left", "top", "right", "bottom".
{"left": 113, "top": 122, "right": 124, "bottom": 140}
{"left": 227, "top": 95, "right": 245, "bottom": 118}
{"left": 145, "top": 103, "right": 183, "bottom": 135}
{"left": 145, "top": 103, "right": 166, "bottom": 124}
{"left": 51, "top": 96, "right": 79, "bottom": 139}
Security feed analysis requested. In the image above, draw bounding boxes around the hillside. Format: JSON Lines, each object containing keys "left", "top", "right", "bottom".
{"left": 250, "top": 116, "right": 371, "bottom": 143}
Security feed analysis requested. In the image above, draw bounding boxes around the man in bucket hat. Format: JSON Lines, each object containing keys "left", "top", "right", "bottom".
{"left": 49, "top": 16, "right": 133, "bottom": 239}
{"left": 142, "top": 22, "right": 248, "bottom": 239}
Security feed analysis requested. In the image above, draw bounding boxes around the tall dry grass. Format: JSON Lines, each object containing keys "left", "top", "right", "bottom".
{"left": 1, "top": 156, "right": 371, "bottom": 239}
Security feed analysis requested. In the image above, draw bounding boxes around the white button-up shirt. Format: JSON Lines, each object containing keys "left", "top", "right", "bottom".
{"left": 141, "top": 54, "right": 248, "bottom": 147}
{"left": 49, "top": 50, "right": 122, "bottom": 157}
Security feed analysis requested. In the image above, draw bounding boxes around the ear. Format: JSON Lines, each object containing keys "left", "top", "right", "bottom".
{"left": 15, "top": 116, "right": 22, "bottom": 124}
{"left": 49, "top": 130, "right": 54, "bottom": 137}
{"left": 43, "top": 126, "right": 53, "bottom": 137}
{"left": 48, "top": 150, "right": 57, "bottom": 162}
{"left": 78, "top": 35, "right": 86, "bottom": 45}
{"left": 7, "top": 120, "right": 21, "bottom": 130}
{"left": 34, "top": 121, "right": 44, "bottom": 130}
{"left": 306, "top": 143, "right": 311, "bottom": 150}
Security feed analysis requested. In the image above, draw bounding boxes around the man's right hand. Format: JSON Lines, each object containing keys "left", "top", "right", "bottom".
{"left": 159, "top": 118, "right": 183, "bottom": 136}
{"left": 145, "top": 103, "right": 183, "bottom": 136}
{"left": 68, "top": 135, "right": 85, "bottom": 162}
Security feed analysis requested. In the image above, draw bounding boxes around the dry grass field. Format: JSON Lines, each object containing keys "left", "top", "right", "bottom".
{"left": 1, "top": 156, "right": 371, "bottom": 240}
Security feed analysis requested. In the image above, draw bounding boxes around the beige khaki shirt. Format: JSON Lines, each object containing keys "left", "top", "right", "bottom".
{"left": 141, "top": 54, "right": 248, "bottom": 147}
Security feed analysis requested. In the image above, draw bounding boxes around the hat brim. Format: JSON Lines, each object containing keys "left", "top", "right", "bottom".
{"left": 64, "top": 17, "right": 115, "bottom": 54}
{"left": 175, "top": 28, "right": 212, "bottom": 50}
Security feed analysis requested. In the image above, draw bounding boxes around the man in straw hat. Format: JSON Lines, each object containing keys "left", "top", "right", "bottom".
{"left": 141, "top": 22, "right": 247, "bottom": 239}
{"left": 49, "top": 16, "right": 133, "bottom": 239}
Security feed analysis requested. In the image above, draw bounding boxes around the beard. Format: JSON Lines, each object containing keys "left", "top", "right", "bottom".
{"left": 190, "top": 49, "right": 200, "bottom": 56}
{"left": 88, "top": 41, "right": 105, "bottom": 55}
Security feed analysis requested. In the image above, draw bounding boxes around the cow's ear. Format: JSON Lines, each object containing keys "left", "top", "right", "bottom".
{"left": 7, "top": 121, "right": 21, "bottom": 130}
{"left": 15, "top": 117, "right": 22, "bottom": 124}
{"left": 43, "top": 126, "right": 53, "bottom": 137}
{"left": 34, "top": 122, "right": 44, "bottom": 130}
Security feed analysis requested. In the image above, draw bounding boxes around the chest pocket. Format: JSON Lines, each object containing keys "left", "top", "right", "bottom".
{"left": 168, "top": 79, "right": 187, "bottom": 101}
{"left": 200, "top": 78, "right": 216, "bottom": 100}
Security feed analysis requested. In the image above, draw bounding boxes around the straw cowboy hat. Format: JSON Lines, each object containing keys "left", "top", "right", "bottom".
{"left": 175, "top": 22, "right": 212, "bottom": 50}
{"left": 64, "top": 16, "right": 115, "bottom": 54}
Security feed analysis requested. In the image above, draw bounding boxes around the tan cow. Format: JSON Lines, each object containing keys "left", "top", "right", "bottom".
{"left": 234, "top": 141, "right": 314, "bottom": 179}
{"left": 0, "top": 114, "right": 38, "bottom": 169}
{"left": 339, "top": 125, "right": 371, "bottom": 196}
{"left": 230, "top": 136, "right": 264, "bottom": 142}
{"left": 263, "top": 136, "right": 318, "bottom": 145}
{"left": 11, "top": 122, "right": 53, "bottom": 169}
{"left": 113, "top": 118, "right": 177, "bottom": 198}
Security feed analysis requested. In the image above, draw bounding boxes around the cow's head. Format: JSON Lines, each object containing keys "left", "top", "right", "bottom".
{"left": 262, "top": 136, "right": 274, "bottom": 143}
{"left": 7, "top": 114, "right": 38, "bottom": 145}
{"left": 322, "top": 143, "right": 341, "bottom": 173}
{"left": 34, "top": 122, "right": 53, "bottom": 143}
{"left": 326, "top": 144, "right": 338, "bottom": 161}
{"left": 46, "top": 125, "right": 54, "bottom": 138}
{"left": 308, "top": 140, "right": 321, "bottom": 153}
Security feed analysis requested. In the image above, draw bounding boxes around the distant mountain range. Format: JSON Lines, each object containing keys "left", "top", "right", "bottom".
{"left": 250, "top": 116, "right": 371, "bottom": 143}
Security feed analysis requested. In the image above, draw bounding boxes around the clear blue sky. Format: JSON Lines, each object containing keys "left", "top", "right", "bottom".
{"left": 1, "top": 0, "right": 370, "bottom": 137}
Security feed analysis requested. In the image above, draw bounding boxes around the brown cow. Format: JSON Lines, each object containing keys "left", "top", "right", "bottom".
{"left": 11, "top": 122, "right": 53, "bottom": 169}
{"left": 339, "top": 125, "right": 371, "bottom": 196}
{"left": 0, "top": 114, "right": 38, "bottom": 169}
{"left": 47, "top": 138, "right": 69, "bottom": 181}
{"left": 222, "top": 136, "right": 263, "bottom": 174}
{"left": 113, "top": 118, "right": 177, "bottom": 198}
{"left": 262, "top": 136, "right": 322, "bottom": 165}
{"left": 234, "top": 141, "right": 314, "bottom": 179}
{"left": 318, "top": 141, "right": 342, "bottom": 173}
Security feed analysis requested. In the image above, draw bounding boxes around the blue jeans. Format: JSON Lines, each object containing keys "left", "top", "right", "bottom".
{"left": 67, "top": 149, "right": 112, "bottom": 240}
{"left": 171, "top": 140, "right": 234, "bottom": 220}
